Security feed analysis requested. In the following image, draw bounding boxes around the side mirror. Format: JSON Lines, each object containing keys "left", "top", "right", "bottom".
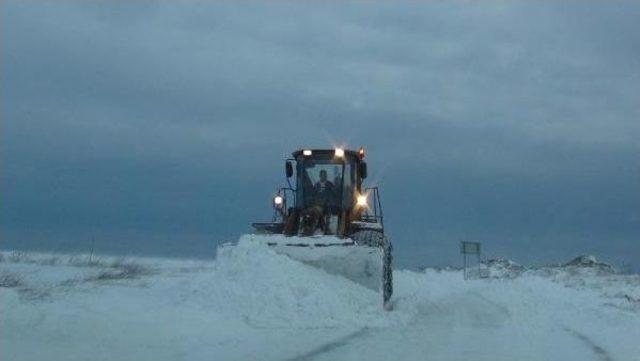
{"left": 286, "top": 161, "right": 293, "bottom": 178}
{"left": 359, "top": 162, "right": 367, "bottom": 179}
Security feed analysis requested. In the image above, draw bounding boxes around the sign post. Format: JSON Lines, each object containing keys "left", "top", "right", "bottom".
{"left": 460, "top": 241, "right": 481, "bottom": 279}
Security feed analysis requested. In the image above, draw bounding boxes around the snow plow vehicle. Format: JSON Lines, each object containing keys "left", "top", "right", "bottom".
{"left": 252, "top": 147, "right": 393, "bottom": 309}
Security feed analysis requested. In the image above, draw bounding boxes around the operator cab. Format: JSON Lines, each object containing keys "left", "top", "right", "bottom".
{"left": 284, "top": 148, "right": 368, "bottom": 236}
{"left": 253, "top": 147, "right": 382, "bottom": 237}
{"left": 292, "top": 148, "right": 363, "bottom": 214}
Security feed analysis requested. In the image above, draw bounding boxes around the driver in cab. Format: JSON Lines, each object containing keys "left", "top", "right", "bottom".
{"left": 284, "top": 168, "right": 336, "bottom": 236}
{"left": 313, "top": 169, "right": 335, "bottom": 207}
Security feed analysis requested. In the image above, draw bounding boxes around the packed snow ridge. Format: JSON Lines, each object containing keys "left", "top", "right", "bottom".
{"left": 1, "top": 237, "right": 639, "bottom": 361}
{"left": 478, "top": 254, "right": 619, "bottom": 279}
{"left": 563, "top": 254, "right": 617, "bottom": 273}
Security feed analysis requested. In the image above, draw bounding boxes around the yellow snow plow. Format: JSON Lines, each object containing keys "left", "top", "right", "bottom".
{"left": 251, "top": 148, "right": 393, "bottom": 309}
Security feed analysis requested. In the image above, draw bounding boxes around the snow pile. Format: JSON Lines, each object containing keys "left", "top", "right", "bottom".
{"left": 0, "top": 249, "right": 199, "bottom": 270}
{"left": 526, "top": 256, "right": 639, "bottom": 312}
{"left": 209, "top": 237, "right": 385, "bottom": 328}
{"left": 0, "top": 242, "right": 387, "bottom": 328}
{"left": 529, "top": 255, "right": 618, "bottom": 288}
{"left": 562, "top": 254, "right": 617, "bottom": 274}
{"left": 0, "top": 271, "right": 23, "bottom": 288}
{"left": 483, "top": 258, "right": 525, "bottom": 279}
{"left": 2, "top": 243, "right": 640, "bottom": 361}
{"left": 479, "top": 255, "right": 617, "bottom": 281}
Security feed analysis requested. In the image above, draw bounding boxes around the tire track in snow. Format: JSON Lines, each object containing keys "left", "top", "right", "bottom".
{"left": 284, "top": 327, "right": 371, "bottom": 361}
{"left": 563, "top": 327, "right": 614, "bottom": 361}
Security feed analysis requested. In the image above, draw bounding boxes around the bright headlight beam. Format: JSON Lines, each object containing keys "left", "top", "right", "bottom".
{"left": 303, "top": 149, "right": 312, "bottom": 156}
{"left": 356, "top": 194, "right": 368, "bottom": 207}
{"left": 273, "top": 195, "right": 284, "bottom": 206}
{"left": 334, "top": 148, "right": 345, "bottom": 158}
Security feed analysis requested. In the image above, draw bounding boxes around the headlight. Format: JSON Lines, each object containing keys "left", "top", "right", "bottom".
{"left": 356, "top": 194, "right": 368, "bottom": 207}
{"left": 273, "top": 195, "right": 284, "bottom": 207}
{"left": 303, "top": 149, "right": 312, "bottom": 156}
{"left": 334, "top": 148, "right": 345, "bottom": 158}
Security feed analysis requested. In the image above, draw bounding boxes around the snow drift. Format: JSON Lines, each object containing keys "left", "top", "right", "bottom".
{"left": 1, "top": 240, "right": 639, "bottom": 361}
{"left": 211, "top": 237, "right": 385, "bottom": 328}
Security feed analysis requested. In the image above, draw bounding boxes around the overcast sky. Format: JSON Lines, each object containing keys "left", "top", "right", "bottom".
{"left": 2, "top": 1, "right": 639, "bottom": 269}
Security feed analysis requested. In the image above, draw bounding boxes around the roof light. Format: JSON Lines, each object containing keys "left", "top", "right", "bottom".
{"left": 334, "top": 148, "right": 345, "bottom": 158}
{"left": 303, "top": 149, "right": 312, "bottom": 156}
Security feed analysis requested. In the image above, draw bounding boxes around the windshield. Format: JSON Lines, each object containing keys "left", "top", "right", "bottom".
{"left": 296, "top": 158, "right": 355, "bottom": 211}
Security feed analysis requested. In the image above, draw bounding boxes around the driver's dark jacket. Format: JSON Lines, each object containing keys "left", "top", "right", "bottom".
{"left": 313, "top": 181, "right": 335, "bottom": 207}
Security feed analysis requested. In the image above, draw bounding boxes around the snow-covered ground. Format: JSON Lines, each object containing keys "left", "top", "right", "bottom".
{"left": 1, "top": 239, "right": 639, "bottom": 361}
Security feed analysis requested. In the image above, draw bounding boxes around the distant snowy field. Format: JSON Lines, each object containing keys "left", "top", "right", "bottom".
{"left": 2, "top": 240, "right": 639, "bottom": 361}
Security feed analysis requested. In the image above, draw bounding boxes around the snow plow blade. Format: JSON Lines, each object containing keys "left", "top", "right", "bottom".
{"left": 244, "top": 232, "right": 393, "bottom": 309}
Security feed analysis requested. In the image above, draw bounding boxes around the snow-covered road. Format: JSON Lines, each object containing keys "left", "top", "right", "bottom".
{"left": 1, "top": 241, "right": 639, "bottom": 361}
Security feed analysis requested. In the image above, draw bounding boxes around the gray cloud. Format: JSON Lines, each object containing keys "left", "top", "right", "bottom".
{"left": 2, "top": 1, "right": 639, "bottom": 269}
